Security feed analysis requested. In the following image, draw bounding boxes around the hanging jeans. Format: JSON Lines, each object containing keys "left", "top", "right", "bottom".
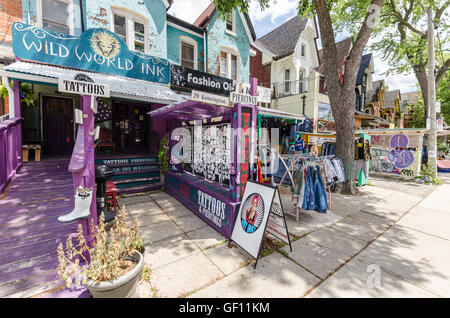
{"left": 313, "top": 165, "right": 328, "bottom": 213}
{"left": 302, "top": 166, "right": 317, "bottom": 211}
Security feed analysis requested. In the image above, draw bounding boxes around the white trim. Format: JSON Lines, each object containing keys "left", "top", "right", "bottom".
{"left": 162, "top": 0, "right": 170, "bottom": 9}
{"left": 1, "top": 76, "right": 14, "bottom": 118}
{"left": 238, "top": 11, "right": 254, "bottom": 44}
{"left": 167, "top": 21, "right": 204, "bottom": 38}
{"left": 220, "top": 47, "right": 240, "bottom": 82}
{"left": 110, "top": 6, "right": 150, "bottom": 54}
{"left": 179, "top": 36, "right": 198, "bottom": 70}
{"left": 225, "top": 10, "right": 236, "bottom": 34}
{"left": 36, "top": 0, "right": 74, "bottom": 35}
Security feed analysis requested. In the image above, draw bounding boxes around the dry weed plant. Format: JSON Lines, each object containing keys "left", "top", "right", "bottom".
{"left": 57, "top": 206, "right": 143, "bottom": 287}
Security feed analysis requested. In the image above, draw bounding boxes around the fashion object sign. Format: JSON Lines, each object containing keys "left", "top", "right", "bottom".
{"left": 12, "top": 22, "right": 170, "bottom": 84}
{"left": 171, "top": 64, "right": 235, "bottom": 95}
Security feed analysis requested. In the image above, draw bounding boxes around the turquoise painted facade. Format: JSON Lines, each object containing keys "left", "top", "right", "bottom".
{"left": 206, "top": 11, "right": 251, "bottom": 83}
{"left": 166, "top": 24, "right": 205, "bottom": 71}
{"left": 19, "top": 1, "right": 253, "bottom": 83}
{"left": 83, "top": 0, "right": 167, "bottom": 59}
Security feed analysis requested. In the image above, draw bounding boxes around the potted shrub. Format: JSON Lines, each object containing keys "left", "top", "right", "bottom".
{"left": 57, "top": 207, "right": 145, "bottom": 298}
{"left": 158, "top": 133, "right": 169, "bottom": 186}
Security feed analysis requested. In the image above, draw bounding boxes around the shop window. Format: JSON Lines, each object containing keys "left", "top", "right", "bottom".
{"left": 111, "top": 8, "right": 149, "bottom": 54}
{"left": 219, "top": 49, "right": 239, "bottom": 81}
{"left": 180, "top": 37, "right": 198, "bottom": 70}
{"left": 38, "top": 0, "right": 71, "bottom": 34}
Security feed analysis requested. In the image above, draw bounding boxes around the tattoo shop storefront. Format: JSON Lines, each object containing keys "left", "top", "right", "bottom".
{"left": 151, "top": 66, "right": 300, "bottom": 239}
{"left": 3, "top": 23, "right": 185, "bottom": 197}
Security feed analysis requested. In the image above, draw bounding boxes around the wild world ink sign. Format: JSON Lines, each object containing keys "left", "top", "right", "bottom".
{"left": 12, "top": 22, "right": 170, "bottom": 84}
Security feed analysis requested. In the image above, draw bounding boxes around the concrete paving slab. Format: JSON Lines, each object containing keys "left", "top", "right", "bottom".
{"left": 154, "top": 197, "right": 184, "bottom": 209}
{"left": 284, "top": 210, "right": 342, "bottom": 238}
{"left": 203, "top": 244, "right": 249, "bottom": 276}
{"left": 304, "top": 226, "right": 368, "bottom": 257}
{"left": 356, "top": 224, "right": 450, "bottom": 297}
{"left": 148, "top": 191, "right": 173, "bottom": 200}
{"left": 189, "top": 252, "right": 320, "bottom": 298}
{"left": 121, "top": 201, "right": 162, "bottom": 216}
{"left": 144, "top": 234, "right": 202, "bottom": 270}
{"left": 118, "top": 195, "right": 154, "bottom": 206}
{"left": 398, "top": 206, "right": 450, "bottom": 240}
{"left": 186, "top": 226, "right": 226, "bottom": 251}
{"left": 330, "top": 211, "right": 391, "bottom": 242}
{"left": 172, "top": 214, "right": 209, "bottom": 233}
{"left": 140, "top": 220, "right": 184, "bottom": 245}
{"left": 306, "top": 257, "right": 437, "bottom": 298}
{"left": 163, "top": 204, "right": 194, "bottom": 220}
{"left": 281, "top": 238, "right": 352, "bottom": 279}
{"left": 150, "top": 251, "right": 224, "bottom": 298}
{"left": 128, "top": 210, "right": 172, "bottom": 227}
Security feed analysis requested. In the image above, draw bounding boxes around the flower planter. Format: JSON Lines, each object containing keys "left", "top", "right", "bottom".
{"left": 84, "top": 251, "right": 144, "bottom": 298}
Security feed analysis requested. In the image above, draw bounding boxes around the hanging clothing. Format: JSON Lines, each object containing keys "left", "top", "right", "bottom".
{"left": 354, "top": 138, "right": 372, "bottom": 161}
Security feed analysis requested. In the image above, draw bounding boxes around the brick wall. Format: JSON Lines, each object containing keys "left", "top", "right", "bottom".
{"left": 250, "top": 45, "right": 271, "bottom": 88}
{"left": 0, "top": 0, "right": 22, "bottom": 44}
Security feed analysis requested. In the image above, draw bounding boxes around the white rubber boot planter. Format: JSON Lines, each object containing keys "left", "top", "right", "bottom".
{"left": 84, "top": 251, "right": 144, "bottom": 298}
{"left": 58, "top": 187, "right": 93, "bottom": 222}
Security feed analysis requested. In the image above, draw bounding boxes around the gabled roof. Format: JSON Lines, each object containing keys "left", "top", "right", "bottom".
{"left": 193, "top": 3, "right": 256, "bottom": 41}
{"left": 316, "top": 37, "right": 353, "bottom": 75}
{"left": 383, "top": 89, "right": 401, "bottom": 109}
{"left": 356, "top": 53, "right": 373, "bottom": 86}
{"left": 167, "top": 14, "right": 205, "bottom": 36}
{"left": 366, "top": 80, "right": 384, "bottom": 103}
{"left": 257, "top": 16, "right": 308, "bottom": 59}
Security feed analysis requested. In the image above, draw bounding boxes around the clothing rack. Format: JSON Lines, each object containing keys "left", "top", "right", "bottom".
{"left": 274, "top": 150, "right": 334, "bottom": 221}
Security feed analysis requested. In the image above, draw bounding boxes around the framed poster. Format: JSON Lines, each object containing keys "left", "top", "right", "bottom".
{"left": 230, "top": 180, "right": 292, "bottom": 268}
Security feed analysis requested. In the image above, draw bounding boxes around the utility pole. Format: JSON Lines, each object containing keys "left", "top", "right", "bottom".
{"left": 427, "top": 6, "right": 437, "bottom": 177}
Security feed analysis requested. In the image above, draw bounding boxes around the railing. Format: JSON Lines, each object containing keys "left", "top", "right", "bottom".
{"left": 0, "top": 114, "right": 9, "bottom": 123}
{"left": 272, "top": 79, "right": 309, "bottom": 99}
{"left": 0, "top": 117, "right": 23, "bottom": 194}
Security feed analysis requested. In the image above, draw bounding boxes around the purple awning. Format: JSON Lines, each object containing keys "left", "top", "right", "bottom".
{"left": 148, "top": 100, "right": 233, "bottom": 121}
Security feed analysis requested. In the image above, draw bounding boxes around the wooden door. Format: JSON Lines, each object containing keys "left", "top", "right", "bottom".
{"left": 42, "top": 96, "right": 74, "bottom": 155}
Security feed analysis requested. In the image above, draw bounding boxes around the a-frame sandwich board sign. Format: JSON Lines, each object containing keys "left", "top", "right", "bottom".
{"left": 229, "top": 180, "right": 292, "bottom": 269}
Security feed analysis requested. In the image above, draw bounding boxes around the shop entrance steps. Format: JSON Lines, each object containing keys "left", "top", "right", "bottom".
{"left": 95, "top": 155, "right": 162, "bottom": 195}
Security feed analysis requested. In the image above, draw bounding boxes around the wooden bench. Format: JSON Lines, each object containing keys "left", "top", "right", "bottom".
{"left": 22, "top": 144, "right": 41, "bottom": 162}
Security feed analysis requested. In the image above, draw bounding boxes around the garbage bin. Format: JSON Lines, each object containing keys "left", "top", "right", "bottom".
{"left": 95, "top": 164, "right": 116, "bottom": 223}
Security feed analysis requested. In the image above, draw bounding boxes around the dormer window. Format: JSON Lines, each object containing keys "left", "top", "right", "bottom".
{"left": 226, "top": 10, "right": 236, "bottom": 35}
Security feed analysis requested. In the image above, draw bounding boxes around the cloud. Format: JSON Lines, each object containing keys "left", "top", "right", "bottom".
{"left": 249, "top": 0, "right": 298, "bottom": 24}
{"left": 167, "top": 0, "right": 213, "bottom": 23}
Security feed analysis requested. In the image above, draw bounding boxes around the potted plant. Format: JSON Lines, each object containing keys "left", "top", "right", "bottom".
{"left": 158, "top": 133, "right": 169, "bottom": 186}
{"left": 57, "top": 207, "right": 145, "bottom": 298}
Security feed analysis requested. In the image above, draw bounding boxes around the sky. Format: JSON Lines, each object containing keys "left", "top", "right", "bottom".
{"left": 168, "top": 0, "right": 419, "bottom": 93}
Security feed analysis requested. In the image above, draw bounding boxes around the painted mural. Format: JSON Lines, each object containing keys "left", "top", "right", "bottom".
{"left": 369, "top": 134, "right": 422, "bottom": 176}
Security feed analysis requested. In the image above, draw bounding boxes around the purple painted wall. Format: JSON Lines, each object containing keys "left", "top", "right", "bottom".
{"left": 0, "top": 117, "right": 23, "bottom": 194}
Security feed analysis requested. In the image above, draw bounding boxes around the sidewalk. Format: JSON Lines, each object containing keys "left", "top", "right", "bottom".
{"left": 307, "top": 175, "right": 450, "bottom": 298}
{"left": 116, "top": 175, "right": 447, "bottom": 298}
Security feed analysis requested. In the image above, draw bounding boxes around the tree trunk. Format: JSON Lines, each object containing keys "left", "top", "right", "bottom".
{"left": 329, "top": 86, "right": 356, "bottom": 194}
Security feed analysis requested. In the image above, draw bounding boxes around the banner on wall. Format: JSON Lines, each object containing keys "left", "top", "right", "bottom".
{"left": 230, "top": 181, "right": 292, "bottom": 268}
{"left": 12, "top": 22, "right": 170, "bottom": 84}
